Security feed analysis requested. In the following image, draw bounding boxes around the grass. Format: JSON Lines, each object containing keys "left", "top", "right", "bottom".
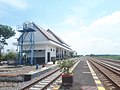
{"left": 95, "top": 55, "right": 120, "bottom": 60}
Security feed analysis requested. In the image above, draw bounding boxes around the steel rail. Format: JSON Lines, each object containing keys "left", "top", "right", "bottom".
{"left": 21, "top": 68, "right": 61, "bottom": 90}
{"left": 88, "top": 59, "right": 120, "bottom": 90}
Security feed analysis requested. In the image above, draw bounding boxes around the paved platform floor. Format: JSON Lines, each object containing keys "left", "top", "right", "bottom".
{"left": 59, "top": 57, "right": 105, "bottom": 90}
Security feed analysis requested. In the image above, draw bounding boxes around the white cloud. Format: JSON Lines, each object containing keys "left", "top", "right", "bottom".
{"left": 79, "top": 37, "right": 120, "bottom": 54}
{"left": 0, "top": 0, "right": 29, "bottom": 18}
{"left": 60, "top": 31, "right": 81, "bottom": 44}
{"left": 57, "top": 11, "right": 120, "bottom": 55}
{"left": 89, "top": 11, "right": 120, "bottom": 29}
{"left": 0, "top": 0, "right": 28, "bottom": 9}
{"left": 84, "top": 11, "right": 120, "bottom": 42}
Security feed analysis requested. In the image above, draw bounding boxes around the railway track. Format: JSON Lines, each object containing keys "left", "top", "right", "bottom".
{"left": 88, "top": 58, "right": 120, "bottom": 90}
{"left": 96, "top": 58, "right": 120, "bottom": 65}
{"left": 97, "top": 59, "right": 120, "bottom": 69}
{"left": 21, "top": 68, "right": 62, "bottom": 90}
{"left": 20, "top": 58, "right": 79, "bottom": 90}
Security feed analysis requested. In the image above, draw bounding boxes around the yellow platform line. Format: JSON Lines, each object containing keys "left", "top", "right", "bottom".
{"left": 52, "top": 85, "right": 61, "bottom": 90}
{"left": 86, "top": 60, "right": 106, "bottom": 90}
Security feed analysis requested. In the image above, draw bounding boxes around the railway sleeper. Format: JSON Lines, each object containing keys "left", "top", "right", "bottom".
{"left": 30, "top": 87, "right": 40, "bottom": 90}
{"left": 104, "top": 81, "right": 110, "bottom": 84}
{"left": 34, "top": 84, "right": 45, "bottom": 88}
{"left": 109, "top": 86, "right": 116, "bottom": 90}
{"left": 104, "top": 82, "right": 114, "bottom": 90}
{"left": 106, "top": 83, "right": 113, "bottom": 86}
{"left": 38, "top": 82, "right": 48, "bottom": 85}
{"left": 102, "top": 78, "right": 108, "bottom": 81}
{"left": 116, "top": 76, "right": 120, "bottom": 78}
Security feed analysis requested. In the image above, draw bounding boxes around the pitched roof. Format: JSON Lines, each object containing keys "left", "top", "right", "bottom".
{"left": 33, "top": 23, "right": 60, "bottom": 43}
{"left": 33, "top": 22, "right": 72, "bottom": 50}
{"left": 47, "top": 29, "right": 70, "bottom": 47}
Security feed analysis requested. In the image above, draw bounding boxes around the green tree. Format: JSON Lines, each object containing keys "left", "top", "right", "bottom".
{"left": 0, "top": 54, "right": 4, "bottom": 62}
{"left": 0, "top": 24, "right": 16, "bottom": 60}
{"left": 4, "top": 51, "right": 17, "bottom": 61}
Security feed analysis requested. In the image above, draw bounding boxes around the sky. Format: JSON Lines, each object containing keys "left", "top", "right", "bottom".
{"left": 0, "top": 0, "right": 120, "bottom": 55}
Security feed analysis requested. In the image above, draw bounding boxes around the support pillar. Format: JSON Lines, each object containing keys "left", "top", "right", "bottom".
{"left": 58, "top": 48, "right": 60, "bottom": 60}
{"left": 63, "top": 50, "right": 64, "bottom": 59}
{"left": 60, "top": 49, "right": 62, "bottom": 59}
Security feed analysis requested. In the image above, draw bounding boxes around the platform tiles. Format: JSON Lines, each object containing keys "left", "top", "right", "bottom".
{"left": 86, "top": 60, "right": 105, "bottom": 90}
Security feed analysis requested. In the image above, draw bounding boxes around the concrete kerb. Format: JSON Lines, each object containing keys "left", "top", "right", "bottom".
{"left": 24, "top": 64, "right": 57, "bottom": 81}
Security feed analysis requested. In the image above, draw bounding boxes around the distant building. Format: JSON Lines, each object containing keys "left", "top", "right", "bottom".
{"left": 14, "top": 22, "right": 73, "bottom": 64}
{"left": 73, "top": 51, "right": 77, "bottom": 57}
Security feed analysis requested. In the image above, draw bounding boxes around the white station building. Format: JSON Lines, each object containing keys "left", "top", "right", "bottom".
{"left": 14, "top": 22, "right": 74, "bottom": 64}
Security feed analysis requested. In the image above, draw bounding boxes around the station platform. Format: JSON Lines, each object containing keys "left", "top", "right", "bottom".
{"left": 58, "top": 57, "right": 105, "bottom": 90}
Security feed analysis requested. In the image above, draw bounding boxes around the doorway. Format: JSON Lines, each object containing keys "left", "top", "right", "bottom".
{"left": 47, "top": 52, "right": 50, "bottom": 62}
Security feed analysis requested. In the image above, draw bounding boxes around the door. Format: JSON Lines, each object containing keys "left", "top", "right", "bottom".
{"left": 47, "top": 52, "right": 50, "bottom": 62}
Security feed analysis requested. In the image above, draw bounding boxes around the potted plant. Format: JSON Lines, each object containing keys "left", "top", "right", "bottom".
{"left": 58, "top": 60, "right": 74, "bottom": 86}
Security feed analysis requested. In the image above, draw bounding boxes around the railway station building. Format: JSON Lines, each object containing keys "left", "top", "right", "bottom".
{"left": 14, "top": 22, "right": 73, "bottom": 64}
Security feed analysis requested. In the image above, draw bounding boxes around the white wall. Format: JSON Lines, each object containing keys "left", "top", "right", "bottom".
{"left": 34, "top": 28, "right": 48, "bottom": 42}
{"left": 46, "top": 45, "right": 56, "bottom": 57}
{"left": 34, "top": 50, "right": 45, "bottom": 57}
{"left": 34, "top": 44, "right": 46, "bottom": 50}
{"left": 26, "top": 50, "right": 45, "bottom": 58}
{"left": 19, "top": 27, "right": 48, "bottom": 46}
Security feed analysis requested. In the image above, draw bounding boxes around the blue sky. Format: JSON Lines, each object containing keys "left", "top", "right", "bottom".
{"left": 1, "top": 0, "right": 120, "bottom": 55}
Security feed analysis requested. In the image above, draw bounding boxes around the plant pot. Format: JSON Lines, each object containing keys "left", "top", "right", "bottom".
{"left": 53, "top": 61, "right": 55, "bottom": 64}
{"left": 42, "top": 64, "right": 45, "bottom": 67}
{"left": 62, "top": 74, "right": 73, "bottom": 86}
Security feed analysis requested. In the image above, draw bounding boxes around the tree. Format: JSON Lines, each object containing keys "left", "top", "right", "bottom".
{"left": 4, "top": 51, "right": 17, "bottom": 61}
{"left": 0, "top": 24, "right": 16, "bottom": 60}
